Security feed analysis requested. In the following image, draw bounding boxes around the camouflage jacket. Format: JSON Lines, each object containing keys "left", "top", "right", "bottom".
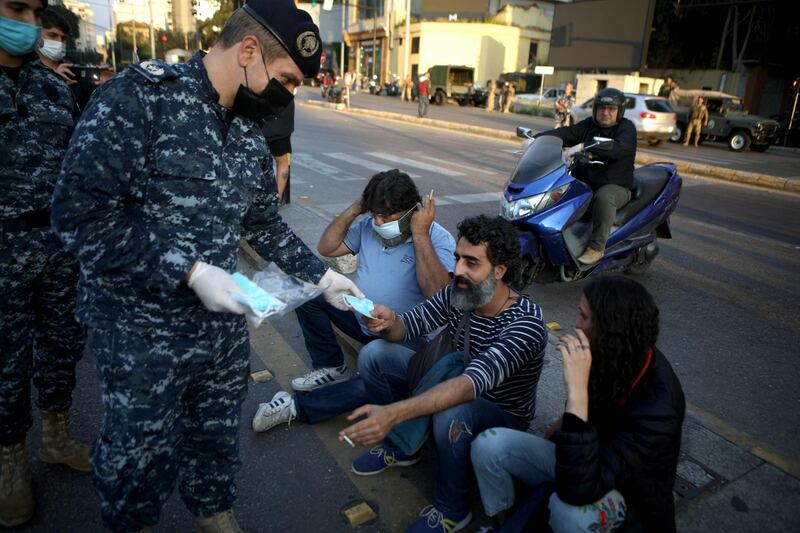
{"left": 52, "top": 53, "right": 327, "bottom": 330}
{"left": 690, "top": 103, "right": 709, "bottom": 124}
{"left": 555, "top": 93, "right": 575, "bottom": 117}
{"left": 1, "top": 58, "right": 75, "bottom": 219}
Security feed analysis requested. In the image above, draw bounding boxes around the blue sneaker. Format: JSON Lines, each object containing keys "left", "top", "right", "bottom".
{"left": 350, "top": 445, "right": 421, "bottom": 476}
{"left": 405, "top": 505, "right": 472, "bottom": 533}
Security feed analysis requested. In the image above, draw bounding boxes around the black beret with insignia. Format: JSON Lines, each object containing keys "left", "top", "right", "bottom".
{"left": 243, "top": 0, "right": 322, "bottom": 79}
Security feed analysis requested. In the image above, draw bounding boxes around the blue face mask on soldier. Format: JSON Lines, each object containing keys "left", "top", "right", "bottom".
{"left": 0, "top": 16, "right": 42, "bottom": 56}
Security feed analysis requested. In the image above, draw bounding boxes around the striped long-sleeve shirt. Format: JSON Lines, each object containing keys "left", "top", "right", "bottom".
{"left": 401, "top": 285, "right": 547, "bottom": 422}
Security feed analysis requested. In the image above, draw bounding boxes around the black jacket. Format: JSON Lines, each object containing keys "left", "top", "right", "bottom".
{"left": 539, "top": 117, "right": 637, "bottom": 190}
{"left": 552, "top": 349, "right": 685, "bottom": 532}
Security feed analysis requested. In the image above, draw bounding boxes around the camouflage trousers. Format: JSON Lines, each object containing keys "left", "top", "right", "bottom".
{"left": 0, "top": 226, "right": 84, "bottom": 445}
{"left": 87, "top": 318, "right": 250, "bottom": 532}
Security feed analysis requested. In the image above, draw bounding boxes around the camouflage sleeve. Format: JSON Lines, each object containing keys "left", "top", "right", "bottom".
{"left": 241, "top": 159, "right": 328, "bottom": 285}
{"left": 52, "top": 75, "right": 194, "bottom": 292}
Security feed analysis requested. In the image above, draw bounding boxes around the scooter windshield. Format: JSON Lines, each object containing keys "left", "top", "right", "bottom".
{"left": 510, "top": 135, "right": 565, "bottom": 185}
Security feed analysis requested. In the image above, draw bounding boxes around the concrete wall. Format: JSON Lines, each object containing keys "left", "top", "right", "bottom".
{"left": 643, "top": 68, "right": 743, "bottom": 96}
{"left": 574, "top": 73, "right": 662, "bottom": 103}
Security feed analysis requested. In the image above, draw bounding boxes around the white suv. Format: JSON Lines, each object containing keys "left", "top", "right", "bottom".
{"left": 571, "top": 93, "right": 676, "bottom": 146}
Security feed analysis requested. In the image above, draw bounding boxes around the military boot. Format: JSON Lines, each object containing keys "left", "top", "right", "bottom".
{"left": 0, "top": 439, "right": 35, "bottom": 527}
{"left": 196, "top": 509, "right": 242, "bottom": 533}
{"left": 39, "top": 410, "right": 91, "bottom": 473}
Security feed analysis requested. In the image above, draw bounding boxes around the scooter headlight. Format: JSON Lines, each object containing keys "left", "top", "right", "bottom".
{"left": 500, "top": 184, "right": 570, "bottom": 221}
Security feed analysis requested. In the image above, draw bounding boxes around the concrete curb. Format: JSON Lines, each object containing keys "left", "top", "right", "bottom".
{"left": 301, "top": 99, "right": 799, "bottom": 194}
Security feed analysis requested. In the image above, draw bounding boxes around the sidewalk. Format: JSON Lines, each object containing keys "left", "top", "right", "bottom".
{"left": 272, "top": 199, "right": 800, "bottom": 532}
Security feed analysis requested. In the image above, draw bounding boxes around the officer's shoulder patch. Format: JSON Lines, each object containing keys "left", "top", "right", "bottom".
{"left": 130, "top": 60, "right": 177, "bottom": 84}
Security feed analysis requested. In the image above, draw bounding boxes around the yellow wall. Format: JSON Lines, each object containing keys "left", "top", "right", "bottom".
{"left": 389, "top": 22, "right": 550, "bottom": 86}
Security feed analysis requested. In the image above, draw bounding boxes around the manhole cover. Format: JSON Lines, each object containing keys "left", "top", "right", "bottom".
{"left": 673, "top": 452, "right": 725, "bottom": 505}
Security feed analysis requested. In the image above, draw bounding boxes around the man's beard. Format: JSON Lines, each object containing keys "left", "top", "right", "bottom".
{"left": 450, "top": 273, "right": 496, "bottom": 311}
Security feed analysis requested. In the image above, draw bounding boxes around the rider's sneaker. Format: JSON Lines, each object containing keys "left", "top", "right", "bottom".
{"left": 405, "top": 505, "right": 472, "bottom": 533}
{"left": 577, "top": 246, "right": 604, "bottom": 265}
{"left": 252, "top": 391, "right": 296, "bottom": 433}
{"left": 351, "top": 445, "right": 421, "bottom": 476}
{"left": 291, "top": 365, "right": 349, "bottom": 392}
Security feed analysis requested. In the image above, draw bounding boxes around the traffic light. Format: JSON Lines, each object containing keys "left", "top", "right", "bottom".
{"left": 161, "top": 35, "right": 168, "bottom": 44}
{"left": 311, "top": 1, "right": 317, "bottom": 6}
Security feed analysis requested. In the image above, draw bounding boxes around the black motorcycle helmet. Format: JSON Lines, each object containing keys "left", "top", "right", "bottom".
{"left": 592, "top": 88, "right": 626, "bottom": 125}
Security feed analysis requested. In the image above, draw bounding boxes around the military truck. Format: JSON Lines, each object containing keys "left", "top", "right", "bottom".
{"left": 668, "top": 89, "right": 780, "bottom": 152}
{"left": 427, "top": 65, "right": 476, "bottom": 106}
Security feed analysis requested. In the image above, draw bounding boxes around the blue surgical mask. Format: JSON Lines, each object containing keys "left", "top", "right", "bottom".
{"left": 0, "top": 16, "right": 41, "bottom": 57}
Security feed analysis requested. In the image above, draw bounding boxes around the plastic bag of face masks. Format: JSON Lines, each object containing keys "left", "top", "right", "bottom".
{"left": 231, "top": 262, "right": 325, "bottom": 328}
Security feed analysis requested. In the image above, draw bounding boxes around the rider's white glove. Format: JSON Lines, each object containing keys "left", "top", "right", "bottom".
{"left": 319, "top": 268, "right": 365, "bottom": 311}
{"left": 187, "top": 262, "right": 248, "bottom": 315}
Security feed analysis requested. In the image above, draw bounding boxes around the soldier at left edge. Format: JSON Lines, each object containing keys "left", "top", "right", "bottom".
{"left": 51, "top": 0, "right": 363, "bottom": 531}
{"left": 0, "top": 0, "right": 92, "bottom": 528}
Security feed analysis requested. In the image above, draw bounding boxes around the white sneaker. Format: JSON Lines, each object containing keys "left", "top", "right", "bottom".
{"left": 290, "top": 365, "right": 349, "bottom": 392}
{"left": 252, "top": 391, "right": 296, "bottom": 433}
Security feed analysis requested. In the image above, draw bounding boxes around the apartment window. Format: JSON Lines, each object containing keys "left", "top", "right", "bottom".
{"left": 528, "top": 42, "right": 538, "bottom": 64}
{"left": 411, "top": 37, "right": 420, "bottom": 54}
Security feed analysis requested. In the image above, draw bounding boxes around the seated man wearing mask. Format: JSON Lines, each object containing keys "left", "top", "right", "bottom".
{"left": 537, "top": 88, "right": 636, "bottom": 265}
{"left": 287, "top": 169, "right": 455, "bottom": 392}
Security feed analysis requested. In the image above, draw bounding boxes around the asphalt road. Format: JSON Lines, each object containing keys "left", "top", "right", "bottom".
{"left": 301, "top": 86, "right": 800, "bottom": 179}
{"left": 14, "top": 100, "right": 799, "bottom": 532}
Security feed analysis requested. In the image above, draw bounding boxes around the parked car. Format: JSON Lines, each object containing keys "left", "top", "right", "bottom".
{"left": 428, "top": 65, "right": 476, "bottom": 105}
{"left": 571, "top": 93, "right": 676, "bottom": 146}
{"left": 668, "top": 89, "right": 779, "bottom": 151}
{"left": 514, "top": 87, "right": 565, "bottom": 109}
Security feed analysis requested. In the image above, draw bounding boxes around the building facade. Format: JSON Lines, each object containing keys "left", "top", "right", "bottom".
{"left": 63, "top": 0, "right": 97, "bottom": 52}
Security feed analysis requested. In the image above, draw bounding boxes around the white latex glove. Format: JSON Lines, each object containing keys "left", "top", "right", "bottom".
{"left": 187, "top": 262, "right": 248, "bottom": 315}
{"left": 319, "top": 268, "right": 365, "bottom": 311}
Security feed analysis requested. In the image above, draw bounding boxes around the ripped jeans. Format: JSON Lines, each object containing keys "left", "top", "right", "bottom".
{"left": 357, "top": 340, "right": 528, "bottom": 516}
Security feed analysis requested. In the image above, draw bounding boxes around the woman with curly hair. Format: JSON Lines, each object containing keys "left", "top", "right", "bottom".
{"left": 471, "top": 276, "right": 685, "bottom": 532}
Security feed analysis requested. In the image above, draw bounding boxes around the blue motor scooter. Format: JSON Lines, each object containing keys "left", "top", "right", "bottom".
{"left": 502, "top": 128, "right": 682, "bottom": 287}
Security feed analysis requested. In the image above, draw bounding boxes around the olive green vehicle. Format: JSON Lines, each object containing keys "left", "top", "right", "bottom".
{"left": 669, "top": 89, "right": 780, "bottom": 152}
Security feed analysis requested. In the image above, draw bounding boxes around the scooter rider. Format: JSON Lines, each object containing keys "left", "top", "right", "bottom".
{"left": 537, "top": 88, "right": 636, "bottom": 265}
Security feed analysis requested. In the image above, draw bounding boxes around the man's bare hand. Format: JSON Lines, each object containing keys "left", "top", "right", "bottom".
{"left": 362, "top": 304, "right": 395, "bottom": 333}
{"left": 410, "top": 197, "right": 435, "bottom": 236}
{"left": 55, "top": 63, "right": 76, "bottom": 84}
{"left": 340, "top": 404, "right": 397, "bottom": 446}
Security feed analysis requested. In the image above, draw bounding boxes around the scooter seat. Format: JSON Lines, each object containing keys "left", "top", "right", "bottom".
{"left": 614, "top": 166, "right": 671, "bottom": 226}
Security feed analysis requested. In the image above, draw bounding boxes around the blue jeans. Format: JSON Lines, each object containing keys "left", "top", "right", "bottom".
{"left": 358, "top": 341, "right": 528, "bottom": 517}
{"left": 295, "top": 295, "right": 377, "bottom": 368}
{"left": 471, "top": 427, "right": 627, "bottom": 532}
{"left": 293, "top": 338, "right": 424, "bottom": 424}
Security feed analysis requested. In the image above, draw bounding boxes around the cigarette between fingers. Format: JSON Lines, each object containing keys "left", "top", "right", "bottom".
{"left": 343, "top": 435, "right": 355, "bottom": 448}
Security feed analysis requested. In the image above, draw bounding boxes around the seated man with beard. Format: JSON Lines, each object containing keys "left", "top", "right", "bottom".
{"left": 253, "top": 215, "right": 546, "bottom": 533}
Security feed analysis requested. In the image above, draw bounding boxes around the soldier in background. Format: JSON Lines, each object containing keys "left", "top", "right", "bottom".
{"left": 683, "top": 96, "right": 709, "bottom": 147}
{"left": 658, "top": 74, "right": 679, "bottom": 99}
{"left": 554, "top": 82, "right": 575, "bottom": 128}
{"left": 0, "top": 0, "right": 91, "bottom": 527}
{"left": 503, "top": 82, "right": 516, "bottom": 113}
{"left": 485, "top": 78, "right": 496, "bottom": 112}
{"left": 51, "top": 0, "right": 362, "bottom": 530}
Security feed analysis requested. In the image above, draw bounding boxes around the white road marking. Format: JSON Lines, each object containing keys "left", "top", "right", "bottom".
{"left": 322, "top": 152, "right": 421, "bottom": 178}
{"left": 318, "top": 191, "right": 498, "bottom": 215}
{"left": 408, "top": 152, "right": 501, "bottom": 175}
{"left": 292, "top": 154, "right": 365, "bottom": 182}
{"left": 365, "top": 152, "right": 465, "bottom": 176}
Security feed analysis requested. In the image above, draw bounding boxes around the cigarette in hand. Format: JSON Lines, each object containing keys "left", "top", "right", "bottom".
{"left": 343, "top": 434, "right": 355, "bottom": 448}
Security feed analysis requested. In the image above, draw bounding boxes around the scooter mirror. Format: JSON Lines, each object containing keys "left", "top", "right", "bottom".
{"left": 517, "top": 127, "right": 534, "bottom": 139}
{"left": 593, "top": 136, "right": 613, "bottom": 144}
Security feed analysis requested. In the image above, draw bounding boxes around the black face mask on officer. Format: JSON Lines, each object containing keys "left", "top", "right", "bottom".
{"left": 232, "top": 44, "right": 294, "bottom": 121}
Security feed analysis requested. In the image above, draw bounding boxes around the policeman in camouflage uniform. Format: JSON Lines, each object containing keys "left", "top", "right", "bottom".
{"left": 51, "top": 1, "right": 362, "bottom": 531}
{"left": 1, "top": 0, "right": 91, "bottom": 527}
{"left": 683, "top": 96, "right": 709, "bottom": 147}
